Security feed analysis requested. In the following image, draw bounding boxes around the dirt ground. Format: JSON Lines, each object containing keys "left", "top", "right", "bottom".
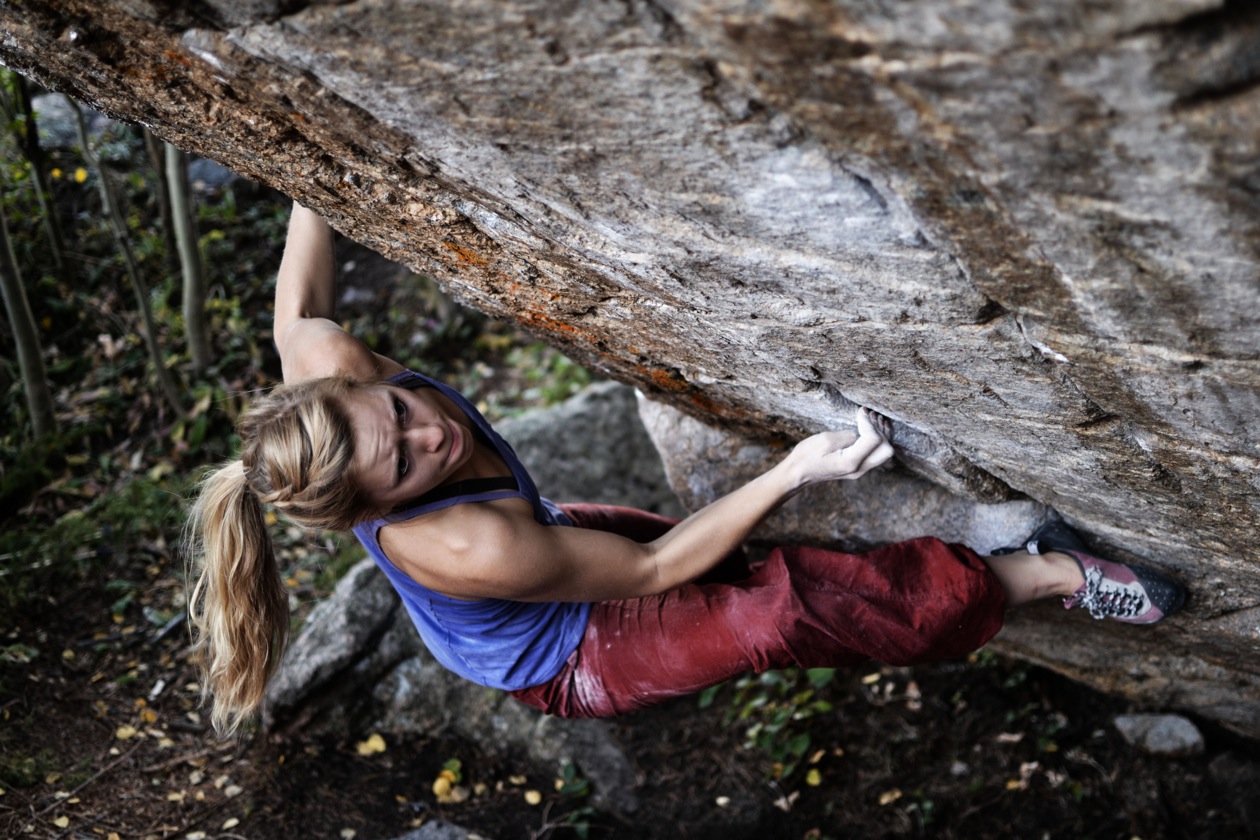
{"left": 4, "top": 547, "right": 1260, "bottom": 840}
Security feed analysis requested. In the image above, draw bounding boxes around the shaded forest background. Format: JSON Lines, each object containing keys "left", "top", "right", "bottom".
{"left": 3, "top": 70, "right": 1260, "bottom": 840}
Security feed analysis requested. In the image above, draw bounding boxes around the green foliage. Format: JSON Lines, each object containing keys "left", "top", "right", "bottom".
{"left": 700, "top": 667, "right": 837, "bottom": 781}
{"left": 0, "top": 473, "right": 183, "bottom": 616}
{"left": 0, "top": 746, "right": 58, "bottom": 788}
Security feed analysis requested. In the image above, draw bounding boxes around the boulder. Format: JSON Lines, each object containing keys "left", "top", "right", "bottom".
{"left": 1113, "top": 713, "right": 1205, "bottom": 758}
{"left": 2, "top": 0, "right": 1257, "bottom": 733}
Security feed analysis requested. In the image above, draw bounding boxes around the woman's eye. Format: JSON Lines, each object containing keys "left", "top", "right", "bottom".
{"left": 393, "top": 398, "right": 406, "bottom": 420}
{"left": 398, "top": 452, "right": 409, "bottom": 479}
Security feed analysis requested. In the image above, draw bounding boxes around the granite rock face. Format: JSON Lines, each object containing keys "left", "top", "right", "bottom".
{"left": 2, "top": 1, "right": 1257, "bottom": 732}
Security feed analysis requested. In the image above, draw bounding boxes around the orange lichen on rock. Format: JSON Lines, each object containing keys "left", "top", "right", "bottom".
{"left": 441, "top": 240, "right": 490, "bottom": 266}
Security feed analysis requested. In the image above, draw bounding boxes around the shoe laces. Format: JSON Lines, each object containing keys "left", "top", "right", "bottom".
{"left": 1065, "top": 565, "right": 1149, "bottom": 620}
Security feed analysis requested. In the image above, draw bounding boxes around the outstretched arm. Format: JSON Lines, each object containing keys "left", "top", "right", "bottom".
{"left": 273, "top": 203, "right": 403, "bottom": 384}
{"left": 394, "top": 408, "right": 896, "bottom": 602}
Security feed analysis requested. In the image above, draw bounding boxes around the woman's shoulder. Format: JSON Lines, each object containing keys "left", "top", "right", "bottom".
{"left": 378, "top": 496, "right": 545, "bottom": 598}
{"left": 279, "top": 318, "right": 405, "bottom": 383}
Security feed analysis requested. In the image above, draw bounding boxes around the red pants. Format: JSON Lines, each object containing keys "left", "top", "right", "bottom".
{"left": 510, "top": 504, "right": 1007, "bottom": 718}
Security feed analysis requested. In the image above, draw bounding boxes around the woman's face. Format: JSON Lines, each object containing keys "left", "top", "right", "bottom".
{"left": 341, "top": 384, "right": 474, "bottom": 513}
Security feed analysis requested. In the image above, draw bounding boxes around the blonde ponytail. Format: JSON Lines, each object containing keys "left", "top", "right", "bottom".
{"left": 186, "top": 460, "right": 289, "bottom": 736}
{"left": 185, "top": 376, "right": 376, "bottom": 736}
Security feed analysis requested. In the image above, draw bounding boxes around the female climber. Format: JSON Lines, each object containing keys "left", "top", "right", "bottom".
{"left": 186, "top": 203, "right": 1185, "bottom": 736}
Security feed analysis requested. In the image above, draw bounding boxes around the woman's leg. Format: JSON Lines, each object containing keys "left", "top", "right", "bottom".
{"left": 512, "top": 535, "right": 1006, "bottom": 718}
{"left": 983, "top": 550, "right": 1084, "bottom": 606}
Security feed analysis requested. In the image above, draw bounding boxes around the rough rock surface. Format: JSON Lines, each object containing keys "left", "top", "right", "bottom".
{"left": 1113, "top": 713, "right": 1206, "bottom": 757}
{"left": 1, "top": 1, "right": 1257, "bottom": 731}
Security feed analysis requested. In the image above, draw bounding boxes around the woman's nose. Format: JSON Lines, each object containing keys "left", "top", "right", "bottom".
{"left": 407, "top": 423, "right": 443, "bottom": 452}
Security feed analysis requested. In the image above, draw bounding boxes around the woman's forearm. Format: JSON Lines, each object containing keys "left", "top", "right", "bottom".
{"left": 644, "top": 459, "right": 801, "bottom": 591}
{"left": 644, "top": 415, "right": 892, "bottom": 593}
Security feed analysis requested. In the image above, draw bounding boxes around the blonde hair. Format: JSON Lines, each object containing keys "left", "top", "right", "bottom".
{"left": 185, "top": 376, "right": 377, "bottom": 736}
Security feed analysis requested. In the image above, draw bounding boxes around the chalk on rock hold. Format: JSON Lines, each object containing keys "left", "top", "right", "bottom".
{"left": 1114, "top": 713, "right": 1204, "bottom": 757}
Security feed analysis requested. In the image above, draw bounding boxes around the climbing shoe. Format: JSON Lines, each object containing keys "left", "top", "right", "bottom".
{"left": 1015, "top": 520, "right": 1186, "bottom": 624}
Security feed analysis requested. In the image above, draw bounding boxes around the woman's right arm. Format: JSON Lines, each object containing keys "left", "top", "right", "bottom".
{"left": 390, "top": 409, "right": 896, "bottom": 603}
{"left": 273, "top": 203, "right": 403, "bottom": 384}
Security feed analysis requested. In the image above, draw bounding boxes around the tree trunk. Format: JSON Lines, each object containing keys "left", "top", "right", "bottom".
{"left": 165, "top": 142, "right": 211, "bottom": 373}
{"left": 0, "top": 198, "right": 55, "bottom": 439}
{"left": 67, "top": 96, "right": 186, "bottom": 418}
{"left": 12, "top": 74, "right": 69, "bottom": 285}
{"left": 143, "top": 128, "right": 179, "bottom": 274}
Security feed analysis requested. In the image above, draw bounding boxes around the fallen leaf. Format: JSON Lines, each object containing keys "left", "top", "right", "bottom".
{"left": 879, "top": 789, "right": 902, "bottom": 806}
{"left": 340, "top": 829, "right": 356, "bottom": 839}
{"left": 53, "top": 816, "right": 70, "bottom": 828}
{"left": 115, "top": 725, "right": 137, "bottom": 740}
{"left": 524, "top": 790, "right": 542, "bottom": 806}
{"left": 222, "top": 818, "right": 240, "bottom": 829}
{"left": 355, "top": 733, "right": 386, "bottom": 756}
{"left": 805, "top": 768, "right": 822, "bottom": 787}
{"left": 774, "top": 791, "right": 800, "bottom": 812}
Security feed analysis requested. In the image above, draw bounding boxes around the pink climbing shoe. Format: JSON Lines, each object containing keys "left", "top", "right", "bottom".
{"left": 1016, "top": 521, "right": 1186, "bottom": 625}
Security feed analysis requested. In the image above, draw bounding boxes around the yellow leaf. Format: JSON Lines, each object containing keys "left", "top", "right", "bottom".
{"left": 223, "top": 817, "right": 240, "bottom": 829}
{"left": 432, "top": 777, "right": 452, "bottom": 798}
{"left": 524, "top": 790, "right": 543, "bottom": 806}
{"left": 861, "top": 672, "right": 881, "bottom": 685}
{"left": 167, "top": 791, "right": 185, "bottom": 802}
{"left": 74, "top": 167, "right": 87, "bottom": 183}
{"left": 115, "top": 725, "right": 137, "bottom": 740}
{"left": 805, "top": 769, "right": 822, "bottom": 787}
{"left": 340, "top": 830, "right": 357, "bottom": 839}
{"left": 51, "top": 167, "right": 62, "bottom": 179}
{"left": 109, "top": 834, "right": 121, "bottom": 840}
{"left": 53, "top": 816, "right": 70, "bottom": 828}
{"left": 878, "top": 788, "right": 902, "bottom": 806}
{"left": 509, "top": 775, "right": 527, "bottom": 785}
{"left": 355, "top": 733, "right": 386, "bottom": 756}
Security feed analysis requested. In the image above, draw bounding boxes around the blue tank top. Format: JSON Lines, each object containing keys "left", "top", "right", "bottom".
{"left": 351, "top": 370, "right": 592, "bottom": 690}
